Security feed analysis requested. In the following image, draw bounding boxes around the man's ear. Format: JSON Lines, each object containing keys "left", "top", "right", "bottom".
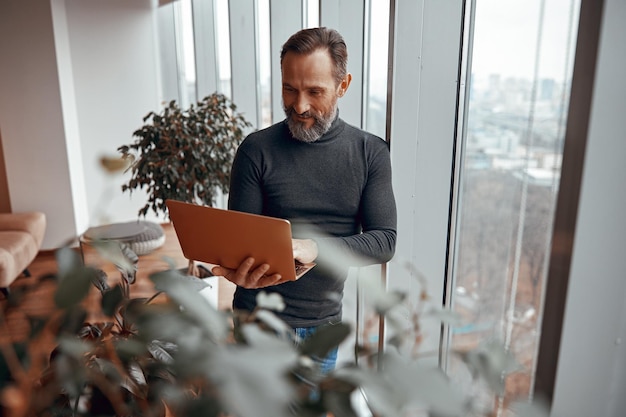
{"left": 338, "top": 73, "right": 352, "bottom": 97}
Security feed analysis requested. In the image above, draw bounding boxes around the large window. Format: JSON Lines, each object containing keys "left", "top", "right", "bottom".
{"left": 446, "top": 0, "right": 581, "bottom": 410}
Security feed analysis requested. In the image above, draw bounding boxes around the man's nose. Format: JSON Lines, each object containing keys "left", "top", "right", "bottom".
{"left": 293, "top": 94, "right": 310, "bottom": 115}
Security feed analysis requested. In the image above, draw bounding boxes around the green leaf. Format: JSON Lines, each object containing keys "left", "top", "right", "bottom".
{"left": 54, "top": 258, "right": 97, "bottom": 309}
{"left": 93, "top": 357, "right": 123, "bottom": 383}
{"left": 57, "top": 335, "right": 93, "bottom": 360}
{"left": 254, "top": 309, "right": 292, "bottom": 337}
{"left": 91, "top": 268, "right": 110, "bottom": 293}
{"left": 239, "top": 323, "right": 295, "bottom": 353}
{"left": 173, "top": 394, "right": 223, "bottom": 417}
{"left": 256, "top": 291, "right": 285, "bottom": 311}
{"left": 299, "top": 323, "right": 351, "bottom": 359}
{"left": 337, "top": 352, "right": 470, "bottom": 417}
{"left": 115, "top": 338, "right": 148, "bottom": 359}
{"left": 206, "top": 339, "right": 297, "bottom": 417}
{"left": 55, "top": 246, "right": 82, "bottom": 278}
{"left": 333, "top": 366, "right": 401, "bottom": 417}
{"left": 101, "top": 284, "right": 124, "bottom": 316}
{"left": 119, "top": 93, "right": 251, "bottom": 217}
{"left": 461, "top": 338, "right": 522, "bottom": 396}
{"left": 322, "top": 388, "right": 359, "bottom": 417}
{"left": 91, "top": 240, "right": 137, "bottom": 282}
{"left": 391, "top": 360, "right": 467, "bottom": 416}
{"left": 58, "top": 306, "right": 88, "bottom": 335}
{"left": 147, "top": 340, "right": 177, "bottom": 365}
{"left": 423, "top": 306, "right": 462, "bottom": 326}
{"left": 54, "top": 352, "right": 87, "bottom": 398}
{"left": 509, "top": 397, "right": 550, "bottom": 417}
{"left": 150, "top": 269, "right": 228, "bottom": 342}
{"left": 124, "top": 361, "right": 148, "bottom": 399}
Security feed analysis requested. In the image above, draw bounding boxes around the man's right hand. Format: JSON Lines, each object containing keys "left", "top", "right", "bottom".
{"left": 211, "top": 257, "right": 286, "bottom": 289}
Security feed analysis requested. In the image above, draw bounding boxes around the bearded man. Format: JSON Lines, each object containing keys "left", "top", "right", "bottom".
{"left": 212, "top": 27, "right": 397, "bottom": 373}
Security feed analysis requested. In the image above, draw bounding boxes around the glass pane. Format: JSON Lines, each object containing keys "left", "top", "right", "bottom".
{"left": 155, "top": 0, "right": 198, "bottom": 107}
{"left": 179, "top": 0, "right": 197, "bottom": 106}
{"left": 257, "top": 0, "right": 272, "bottom": 127}
{"left": 365, "top": 0, "right": 390, "bottom": 139}
{"left": 215, "top": 0, "right": 232, "bottom": 96}
{"left": 303, "top": 0, "right": 319, "bottom": 28}
{"left": 448, "top": 0, "right": 580, "bottom": 411}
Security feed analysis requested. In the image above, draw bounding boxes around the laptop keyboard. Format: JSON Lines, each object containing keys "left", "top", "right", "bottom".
{"left": 295, "top": 260, "right": 308, "bottom": 275}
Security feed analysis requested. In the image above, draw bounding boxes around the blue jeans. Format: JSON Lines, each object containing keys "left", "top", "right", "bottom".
{"left": 294, "top": 326, "right": 339, "bottom": 376}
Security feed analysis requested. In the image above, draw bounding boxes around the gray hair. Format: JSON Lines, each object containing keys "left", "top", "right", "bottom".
{"left": 280, "top": 27, "right": 348, "bottom": 85}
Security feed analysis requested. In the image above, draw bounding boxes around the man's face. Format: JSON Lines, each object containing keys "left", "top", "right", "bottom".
{"left": 281, "top": 49, "right": 349, "bottom": 142}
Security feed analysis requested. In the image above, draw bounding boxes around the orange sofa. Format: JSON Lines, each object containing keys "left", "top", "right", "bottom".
{"left": 0, "top": 212, "right": 46, "bottom": 296}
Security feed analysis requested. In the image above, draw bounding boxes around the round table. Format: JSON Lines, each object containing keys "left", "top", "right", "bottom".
{"left": 80, "top": 220, "right": 165, "bottom": 256}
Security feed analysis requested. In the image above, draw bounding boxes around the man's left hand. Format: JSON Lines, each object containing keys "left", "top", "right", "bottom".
{"left": 292, "top": 238, "right": 318, "bottom": 264}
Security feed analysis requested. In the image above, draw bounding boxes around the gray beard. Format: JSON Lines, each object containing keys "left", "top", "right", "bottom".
{"left": 284, "top": 105, "right": 337, "bottom": 143}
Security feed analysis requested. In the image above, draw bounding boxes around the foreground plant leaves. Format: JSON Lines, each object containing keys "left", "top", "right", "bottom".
{"left": 4, "top": 235, "right": 537, "bottom": 417}
{"left": 254, "top": 309, "right": 292, "bottom": 338}
{"left": 299, "top": 322, "right": 351, "bottom": 359}
{"left": 321, "top": 385, "right": 360, "bottom": 417}
{"left": 91, "top": 268, "right": 110, "bottom": 293}
{"left": 54, "top": 336, "right": 94, "bottom": 398}
{"left": 510, "top": 396, "right": 550, "bottom": 417}
{"left": 91, "top": 240, "right": 138, "bottom": 284}
{"left": 101, "top": 284, "right": 124, "bottom": 317}
{"left": 54, "top": 247, "right": 96, "bottom": 309}
{"left": 461, "top": 338, "right": 522, "bottom": 396}
{"left": 333, "top": 366, "right": 401, "bottom": 417}
{"left": 335, "top": 351, "right": 469, "bottom": 417}
{"left": 206, "top": 324, "right": 299, "bottom": 417}
{"left": 150, "top": 269, "right": 228, "bottom": 343}
{"left": 256, "top": 291, "right": 286, "bottom": 311}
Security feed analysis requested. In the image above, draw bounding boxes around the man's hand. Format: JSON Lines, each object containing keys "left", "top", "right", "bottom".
{"left": 211, "top": 257, "right": 285, "bottom": 289}
{"left": 292, "top": 238, "right": 318, "bottom": 264}
{"left": 187, "top": 260, "right": 214, "bottom": 278}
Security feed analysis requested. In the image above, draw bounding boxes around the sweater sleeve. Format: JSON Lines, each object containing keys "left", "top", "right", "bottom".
{"left": 316, "top": 141, "right": 397, "bottom": 267}
{"left": 227, "top": 146, "right": 264, "bottom": 214}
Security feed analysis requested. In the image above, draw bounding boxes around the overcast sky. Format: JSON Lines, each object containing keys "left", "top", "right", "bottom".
{"left": 471, "top": 0, "right": 581, "bottom": 82}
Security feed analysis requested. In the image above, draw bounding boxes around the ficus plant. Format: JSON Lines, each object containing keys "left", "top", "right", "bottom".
{"left": 118, "top": 93, "right": 252, "bottom": 218}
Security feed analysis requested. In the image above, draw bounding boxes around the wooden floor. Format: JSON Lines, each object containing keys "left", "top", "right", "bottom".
{"left": 1, "top": 222, "right": 235, "bottom": 344}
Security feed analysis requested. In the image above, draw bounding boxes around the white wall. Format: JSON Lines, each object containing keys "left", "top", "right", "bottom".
{"left": 0, "top": 0, "right": 81, "bottom": 249}
{"left": 64, "top": 0, "right": 162, "bottom": 228}
{"left": 551, "top": 0, "right": 626, "bottom": 415}
{"left": 0, "top": 0, "right": 163, "bottom": 249}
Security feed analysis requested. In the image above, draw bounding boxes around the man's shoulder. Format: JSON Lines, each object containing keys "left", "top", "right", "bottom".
{"left": 340, "top": 121, "right": 389, "bottom": 149}
{"left": 246, "top": 120, "right": 286, "bottom": 140}
{"left": 238, "top": 121, "right": 286, "bottom": 149}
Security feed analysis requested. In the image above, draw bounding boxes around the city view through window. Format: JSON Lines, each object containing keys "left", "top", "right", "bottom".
{"left": 447, "top": 0, "right": 581, "bottom": 412}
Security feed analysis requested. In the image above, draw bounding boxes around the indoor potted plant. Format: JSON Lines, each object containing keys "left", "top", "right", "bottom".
{"left": 118, "top": 93, "right": 252, "bottom": 218}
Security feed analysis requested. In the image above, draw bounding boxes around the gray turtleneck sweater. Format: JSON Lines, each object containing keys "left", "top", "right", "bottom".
{"left": 228, "top": 116, "right": 397, "bottom": 328}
